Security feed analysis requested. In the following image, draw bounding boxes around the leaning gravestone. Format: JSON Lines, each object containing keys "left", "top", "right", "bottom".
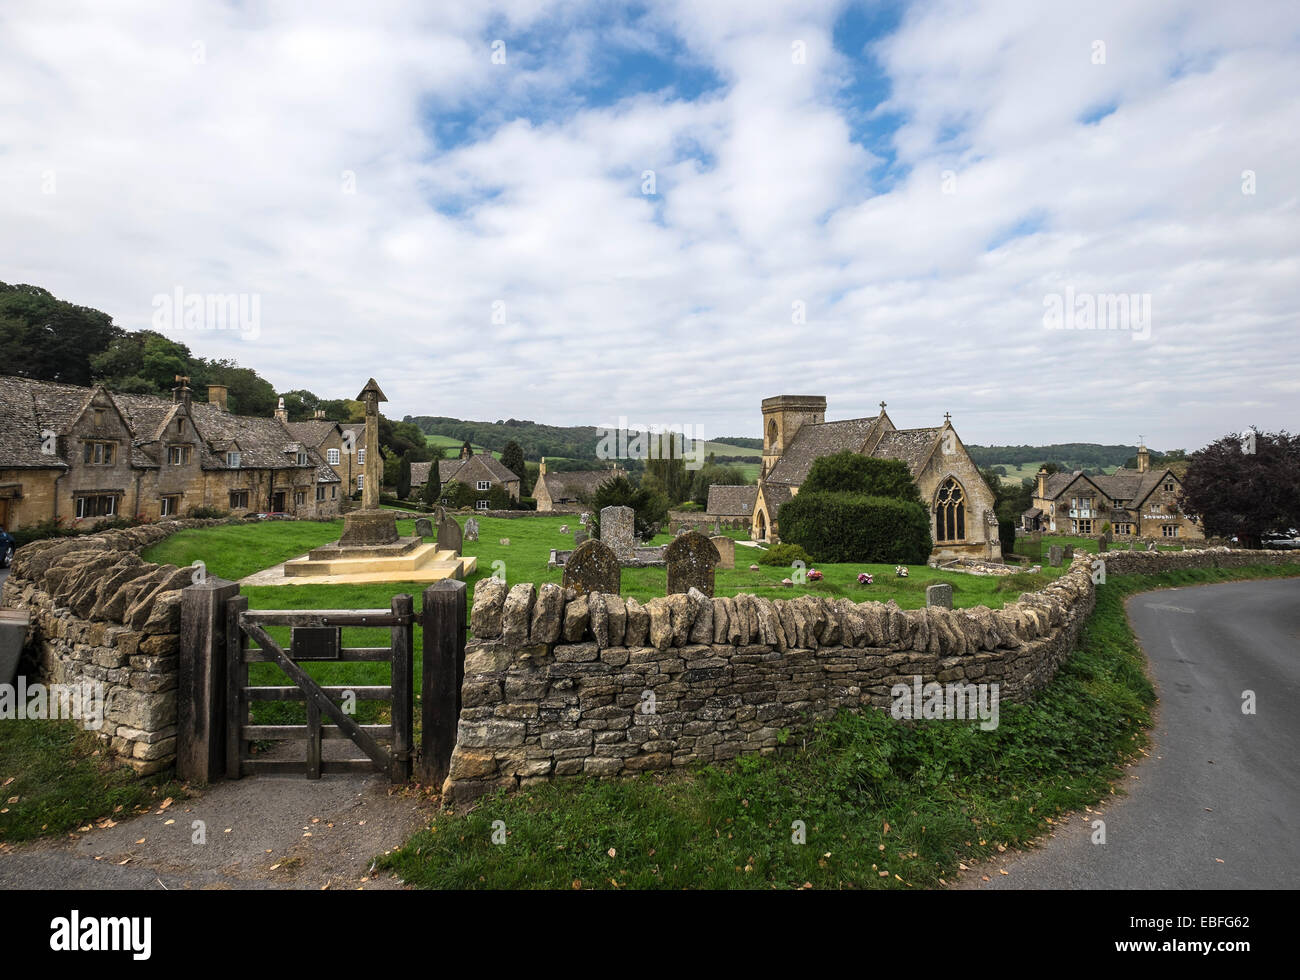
{"left": 436, "top": 515, "right": 463, "bottom": 554}
{"left": 1062, "top": 545, "right": 1074, "bottom": 561}
{"left": 665, "top": 531, "right": 721, "bottom": 597}
{"left": 562, "top": 539, "right": 621, "bottom": 596}
{"left": 464, "top": 517, "right": 480, "bottom": 541}
{"left": 414, "top": 516, "right": 434, "bottom": 538}
{"left": 1048, "top": 545, "right": 1063, "bottom": 567}
{"left": 600, "top": 505, "right": 636, "bottom": 560}
{"left": 710, "top": 535, "right": 735, "bottom": 570}
{"left": 925, "top": 583, "right": 953, "bottom": 609}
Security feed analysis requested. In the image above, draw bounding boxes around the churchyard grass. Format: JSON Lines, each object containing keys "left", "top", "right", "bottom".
{"left": 379, "top": 561, "right": 1300, "bottom": 889}
{"left": 0, "top": 718, "right": 187, "bottom": 843}
{"left": 139, "top": 514, "right": 1065, "bottom": 728}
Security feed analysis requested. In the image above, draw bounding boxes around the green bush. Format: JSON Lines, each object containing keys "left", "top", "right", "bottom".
{"left": 802, "top": 453, "right": 922, "bottom": 503}
{"left": 757, "top": 542, "right": 814, "bottom": 567}
{"left": 185, "top": 505, "right": 229, "bottom": 519}
{"left": 777, "top": 491, "right": 931, "bottom": 564}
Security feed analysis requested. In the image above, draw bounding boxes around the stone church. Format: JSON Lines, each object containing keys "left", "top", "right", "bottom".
{"left": 710, "top": 395, "right": 1002, "bottom": 561}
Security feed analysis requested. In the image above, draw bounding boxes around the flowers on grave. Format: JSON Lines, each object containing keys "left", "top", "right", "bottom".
{"left": 807, "top": 569, "right": 823, "bottom": 582}
{"left": 895, "top": 565, "right": 908, "bottom": 577}
{"left": 857, "top": 572, "right": 873, "bottom": 585}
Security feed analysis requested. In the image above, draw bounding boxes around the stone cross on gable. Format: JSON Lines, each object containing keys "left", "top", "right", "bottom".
{"left": 879, "top": 401, "right": 887, "bottom": 412}
{"left": 944, "top": 412, "right": 951, "bottom": 424}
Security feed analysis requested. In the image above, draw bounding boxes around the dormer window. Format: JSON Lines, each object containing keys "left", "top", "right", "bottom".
{"left": 83, "top": 441, "right": 115, "bottom": 465}
{"left": 227, "top": 452, "right": 241, "bottom": 468}
{"left": 168, "top": 445, "right": 191, "bottom": 465}
{"left": 297, "top": 451, "right": 309, "bottom": 466}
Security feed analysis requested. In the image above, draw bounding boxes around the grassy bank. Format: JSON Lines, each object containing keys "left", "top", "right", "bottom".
{"left": 377, "top": 562, "right": 1299, "bottom": 889}
{"left": 0, "top": 720, "right": 186, "bottom": 843}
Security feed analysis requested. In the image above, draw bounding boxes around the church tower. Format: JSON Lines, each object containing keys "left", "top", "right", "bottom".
{"left": 761, "top": 395, "right": 826, "bottom": 472}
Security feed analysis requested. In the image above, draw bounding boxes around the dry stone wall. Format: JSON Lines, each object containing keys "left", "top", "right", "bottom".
{"left": 1, "top": 519, "right": 234, "bottom": 774}
{"left": 444, "top": 546, "right": 1299, "bottom": 803}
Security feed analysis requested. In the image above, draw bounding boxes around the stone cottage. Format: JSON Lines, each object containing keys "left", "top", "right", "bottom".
{"left": 0, "top": 375, "right": 340, "bottom": 529}
{"left": 413, "top": 443, "right": 521, "bottom": 509}
{"left": 1023, "top": 447, "right": 1203, "bottom": 540}
{"left": 533, "top": 459, "right": 626, "bottom": 512}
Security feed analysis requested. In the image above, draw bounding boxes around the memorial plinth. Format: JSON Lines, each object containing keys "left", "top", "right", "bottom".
{"left": 273, "top": 379, "right": 473, "bottom": 585}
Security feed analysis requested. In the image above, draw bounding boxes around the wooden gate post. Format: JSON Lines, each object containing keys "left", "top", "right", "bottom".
{"left": 419, "top": 579, "right": 466, "bottom": 787}
{"left": 178, "top": 576, "right": 240, "bottom": 783}
{"left": 390, "top": 593, "right": 414, "bottom": 782}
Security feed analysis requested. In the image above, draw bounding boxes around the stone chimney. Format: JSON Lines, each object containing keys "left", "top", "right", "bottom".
{"left": 1137, "top": 444, "right": 1149, "bottom": 474}
{"left": 274, "top": 396, "right": 288, "bottom": 423}
{"left": 207, "top": 384, "right": 228, "bottom": 412}
{"left": 313, "top": 409, "right": 326, "bottom": 419}
{"left": 172, "top": 375, "right": 192, "bottom": 409}
{"left": 1036, "top": 466, "right": 1048, "bottom": 500}
{"left": 539, "top": 457, "right": 547, "bottom": 476}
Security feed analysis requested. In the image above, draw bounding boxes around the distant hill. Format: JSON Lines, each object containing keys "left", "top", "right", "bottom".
{"left": 405, "top": 415, "right": 762, "bottom": 466}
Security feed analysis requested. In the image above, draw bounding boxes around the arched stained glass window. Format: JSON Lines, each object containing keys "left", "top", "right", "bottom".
{"left": 935, "top": 477, "right": 966, "bottom": 542}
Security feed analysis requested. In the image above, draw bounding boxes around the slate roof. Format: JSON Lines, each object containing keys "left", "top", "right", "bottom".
{"left": 438, "top": 453, "right": 519, "bottom": 487}
{"left": 285, "top": 419, "right": 338, "bottom": 449}
{"left": 410, "top": 460, "right": 434, "bottom": 486}
{"left": 1036, "top": 467, "right": 1174, "bottom": 507}
{"left": 870, "top": 427, "right": 943, "bottom": 475}
{"left": 537, "top": 468, "right": 620, "bottom": 502}
{"left": 706, "top": 484, "right": 758, "bottom": 517}
{"left": 0, "top": 376, "right": 74, "bottom": 468}
{"left": 765, "top": 417, "right": 882, "bottom": 486}
{"left": 762, "top": 484, "right": 794, "bottom": 515}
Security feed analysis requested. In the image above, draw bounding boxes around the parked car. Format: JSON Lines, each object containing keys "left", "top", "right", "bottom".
{"left": 1262, "top": 529, "right": 1300, "bottom": 549}
{"left": 0, "top": 526, "right": 15, "bottom": 568}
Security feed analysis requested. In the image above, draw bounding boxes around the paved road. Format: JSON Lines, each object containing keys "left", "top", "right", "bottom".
{"left": 961, "top": 577, "right": 1300, "bottom": 889}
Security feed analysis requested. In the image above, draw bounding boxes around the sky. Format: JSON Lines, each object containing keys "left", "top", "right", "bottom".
{"left": 2, "top": 0, "right": 1298, "bottom": 450}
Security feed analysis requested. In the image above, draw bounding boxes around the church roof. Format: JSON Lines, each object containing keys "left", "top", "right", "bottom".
{"left": 706, "top": 484, "right": 758, "bottom": 517}
{"left": 765, "top": 417, "right": 882, "bottom": 486}
{"left": 871, "top": 427, "right": 943, "bottom": 475}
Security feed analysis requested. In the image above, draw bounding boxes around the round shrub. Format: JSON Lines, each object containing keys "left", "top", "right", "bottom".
{"left": 776, "top": 491, "right": 931, "bottom": 564}
{"left": 757, "top": 542, "right": 813, "bottom": 566}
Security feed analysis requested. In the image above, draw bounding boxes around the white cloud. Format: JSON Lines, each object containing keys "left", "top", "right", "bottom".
{"left": 1, "top": 0, "right": 1297, "bottom": 450}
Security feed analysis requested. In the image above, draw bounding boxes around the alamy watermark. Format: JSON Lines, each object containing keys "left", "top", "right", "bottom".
{"left": 891, "top": 676, "right": 1000, "bottom": 730}
{"left": 0, "top": 677, "right": 104, "bottom": 730}
{"left": 595, "top": 417, "right": 707, "bottom": 470}
{"left": 152, "top": 286, "right": 261, "bottom": 340}
{"left": 1043, "top": 286, "right": 1150, "bottom": 340}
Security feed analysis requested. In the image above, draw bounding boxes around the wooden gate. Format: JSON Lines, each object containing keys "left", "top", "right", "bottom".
{"left": 224, "top": 594, "right": 413, "bottom": 780}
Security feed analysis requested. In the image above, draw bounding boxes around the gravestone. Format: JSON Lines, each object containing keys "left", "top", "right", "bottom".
{"left": 600, "top": 505, "right": 636, "bottom": 560}
{"left": 436, "top": 515, "right": 462, "bottom": 554}
{"left": 559, "top": 524, "right": 569, "bottom": 534}
{"left": 1097, "top": 535, "right": 1108, "bottom": 553}
{"left": 1062, "top": 545, "right": 1074, "bottom": 561}
{"left": 414, "top": 516, "right": 434, "bottom": 538}
{"left": 562, "top": 539, "right": 621, "bottom": 596}
{"left": 580, "top": 512, "right": 591, "bottom": 525}
{"left": 573, "top": 527, "right": 588, "bottom": 546}
{"left": 665, "top": 531, "right": 721, "bottom": 597}
{"left": 464, "top": 517, "right": 480, "bottom": 542}
{"left": 925, "top": 583, "right": 953, "bottom": 609}
{"left": 1048, "top": 545, "right": 1063, "bottom": 567}
{"left": 433, "top": 505, "right": 446, "bottom": 525}
{"left": 713, "top": 519, "right": 721, "bottom": 535}
{"left": 1146, "top": 541, "right": 1156, "bottom": 552}
{"left": 710, "top": 535, "right": 735, "bottom": 570}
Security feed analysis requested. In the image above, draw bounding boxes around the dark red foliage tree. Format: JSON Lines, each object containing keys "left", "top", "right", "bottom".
{"left": 1180, "top": 430, "right": 1300, "bottom": 548}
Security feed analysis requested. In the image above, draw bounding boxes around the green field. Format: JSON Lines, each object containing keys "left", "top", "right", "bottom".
{"left": 994, "top": 463, "right": 1121, "bottom": 486}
